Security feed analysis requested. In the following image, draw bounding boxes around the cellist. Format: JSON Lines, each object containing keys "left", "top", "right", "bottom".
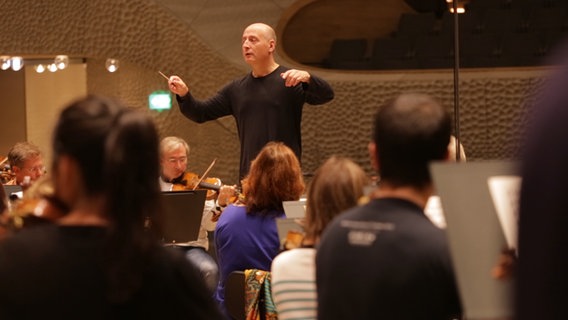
{"left": 158, "top": 136, "right": 235, "bottom": 293}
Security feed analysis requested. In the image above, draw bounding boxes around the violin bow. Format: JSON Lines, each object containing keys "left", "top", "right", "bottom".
{"left": 192, "top": 158, "right": 217, "bottom": 191}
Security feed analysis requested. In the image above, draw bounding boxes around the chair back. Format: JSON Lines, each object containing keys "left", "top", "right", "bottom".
{"left": 226, "top": 271, "right": 246, "bottom": 320}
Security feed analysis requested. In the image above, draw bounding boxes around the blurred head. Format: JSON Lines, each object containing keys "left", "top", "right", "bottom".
{"left": 242, "top": 142, "right": 304, "bottom": 214}
{"left": 160, "top": 136, "right": 190, "bottom": 181}
{"left": 242, "top": 23, "right": 277, "bottom": 67}
{"left": 8, "top": 142, "right": 45, "bottom": 185}
{"left": 304, "top": 156, "right": 368, "bottom": 242}
{"left": 369, "top": 93, "right": 451, "bottom": 189}
{"left": 51, "top": 95, "right": 161, "bottom": 230}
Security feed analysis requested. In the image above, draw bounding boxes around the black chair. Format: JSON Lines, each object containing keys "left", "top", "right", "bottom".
{"left": 415, "top": 34, "right": 455, "bottom": 69}
{"left": 500, "top": 32, "right": 546, "bottom": 66}
{"left": 543, "top": 29, "right": 568, "bottom": 59}
{"left": 370, "top": 36, "right": 417, "bottom": 70}
{"left": 460, "top": 33, "right": 502, "bottom": 67}
{"left": 395, "top": 12, "right": 438, "bottom": 38}
{"left": 465, "top": 0, "right": 509, "bottom": 12}
{"left": 481, "top": 7, "right": 529, "bottom": 34}
{"left": 440, "top": 11, "right": 484, "bottom": 36}
{"left": 326, "top": 38, "right": 368, "bottom": 70}
{"left": 225, "top": 271, "right": 246, "bottom": 320}
{"left": 526, "top": 6, "right": 567, "bottom": 33}
{"left": 512, "top": 0, "right": 565, "bottom": 10}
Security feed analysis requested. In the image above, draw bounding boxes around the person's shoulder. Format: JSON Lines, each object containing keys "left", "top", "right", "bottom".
{"left": 0, "top": 225, "right": 61, "bottom": 274}
{"left": 273, "top": 247, "right": 314, "bottom": 267}
{"left": 142, "top": 246, "right": 224, "bottom": 319}
{"left": 217, "top": 205, "right": 247, "bottom": 224}
{"left": 317, "top": 203, "right": 374, "bottom": 244}
{"left": 273, "top": 248, "right": 305, "bottom": 264}
{"left": 329, "top": 202, "right": 371, "bottom": 224}
{"left": 0, "top": 224, "right": 59, "bottom": 248}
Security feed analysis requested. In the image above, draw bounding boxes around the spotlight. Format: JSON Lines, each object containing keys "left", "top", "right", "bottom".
{"left": 10, "top": 56, "right": 23, "bottom": 71}
{"left": 54, "top": 55, "right": 69, "bottom": 70}
{"left": 0, "top": 56, "right": 10, "bottom": 70}
{"left": 47, "top": 63, "right": 58, "bottom": 72}
{"left": 34, "top": 64, "right": 46, "bottom": 73}
{"left": 105, "top": 58, "right": 119, "bottom": 72}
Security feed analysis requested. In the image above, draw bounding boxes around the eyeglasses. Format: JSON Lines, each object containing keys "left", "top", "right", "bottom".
{"left": 166, "top": 157, "right": 187, "bottom": 165}
{"left": 21, "top": 166, "right": 46, "bottom": 174}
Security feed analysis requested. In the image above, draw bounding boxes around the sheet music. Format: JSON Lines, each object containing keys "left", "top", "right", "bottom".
{"left": 487, "top": 175, "right": 521, "bottom": 251}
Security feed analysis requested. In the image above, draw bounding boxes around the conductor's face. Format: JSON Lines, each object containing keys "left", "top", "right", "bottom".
{"left": 161, "top": 146, "right": 188, "bottom": 181}
{"left": 241, "top": 24, "right": 275, "bottom": 65}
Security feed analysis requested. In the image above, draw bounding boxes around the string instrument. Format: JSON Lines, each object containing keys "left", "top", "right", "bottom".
{"left": 210, "top": 186, "right": 245, "bottom": 222}
{"left": 282, "top": 229, "right": 305, "bottom": 251}
{"left": 168, "top": 158, "right": 245, "bottom": 221}
{"left": 170, "top": 158, "right": 222, "bottom": 201}
{"left": 0, "top": 175, "right": 69, "bottom": 239}
{"left": 0, "top": 157, "right": 14, "bottom": 185}
{"left": 171, "top": 171, "right": 222, "bottom": 200}
{"left": 6, "top": 196, "right": 68, "bottom": 229}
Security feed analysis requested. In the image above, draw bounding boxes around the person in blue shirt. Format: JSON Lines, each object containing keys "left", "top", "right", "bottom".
{"left": 213, "top": 141, "right": 305, "bottom": 316}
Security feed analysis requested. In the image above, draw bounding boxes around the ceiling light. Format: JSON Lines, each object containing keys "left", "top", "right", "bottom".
{"left": 34, "top": 64, "right": 46, "bottom": 73}
{"left": 10, "top": 56, "right": 23, "bottom": 71}
{"left": 47, "top": 63, "right": 58, "bottom": 72}
{"left": 105, "top": 58, "right": 119, "bottom": 72}
{"left": 54, "top": 55, "right": 69, "bottom": 70}
{"left": 0, "top": 56, "right": 10, "bottom": 70}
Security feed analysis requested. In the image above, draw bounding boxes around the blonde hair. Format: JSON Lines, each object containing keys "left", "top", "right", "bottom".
{"left": 159, "top": 136, "right": 190, "bottom": 158}
{"left": 304, "top": 156, "right": 368, "bottom": 242}
{"left": 8, "top": 142, "right": 42, "bottom": 168}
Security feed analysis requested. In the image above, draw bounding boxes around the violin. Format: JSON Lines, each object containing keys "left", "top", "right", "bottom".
{"left": 210, "top": 186, "right": 245, "bottom": 222}
{"left": 168, "top": 158, "right": 244, "bottom": 221}
{"left": 0, "top": 175, "right": 69, "bottom": 239}
{"left": 8, "top": 196, "right": 68, "bottom": 229}
{"left": 0, "top": 157, "right": 14, "bottom": 185}
{"left": 171, "top": 171, "right": 222, "bottom": 201}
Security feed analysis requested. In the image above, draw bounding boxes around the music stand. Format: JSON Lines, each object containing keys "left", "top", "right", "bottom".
{"left": 430, "top": 161, "right": 519, "bottom": 320}
{"left": 160, "top": 190, "right": 207, "bottom": 245}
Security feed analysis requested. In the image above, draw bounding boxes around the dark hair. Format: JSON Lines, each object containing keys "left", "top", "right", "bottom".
{"left": 304, "top": 156, "right": 368, "bottom": 242}
{"left": 373, "top": 93, "right": 451, "bottom": 188}
{"left": 242, "top": 142, "right": 305, "bottom": 214}
{"left": 52, "top": 95, "right": 162, "bottom": 302}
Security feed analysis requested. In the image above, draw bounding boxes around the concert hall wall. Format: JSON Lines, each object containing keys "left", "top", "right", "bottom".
{"left": 0, "top": 0, "right": 548, "bottom": 185}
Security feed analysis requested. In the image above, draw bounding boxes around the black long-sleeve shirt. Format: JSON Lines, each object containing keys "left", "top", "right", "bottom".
{"left": 177, "top": 65, "right": 334, "bottom": 180}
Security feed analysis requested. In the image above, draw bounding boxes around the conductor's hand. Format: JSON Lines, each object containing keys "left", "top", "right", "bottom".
{"left": 168, "top": 75, "right": 190, "bottom": 97}
{"left": 281, "top": 69, "right": 310, "bottom": 87}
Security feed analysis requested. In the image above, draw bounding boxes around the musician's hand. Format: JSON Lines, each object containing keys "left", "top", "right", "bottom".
{"left": 168, "top": 75, "right": 190, "bottom": 97}
{"left": 217, "top": 185, "right": 236, "bottom": 207}
{"left": 280, "top": 69, "right": 310, "bottom": 87}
